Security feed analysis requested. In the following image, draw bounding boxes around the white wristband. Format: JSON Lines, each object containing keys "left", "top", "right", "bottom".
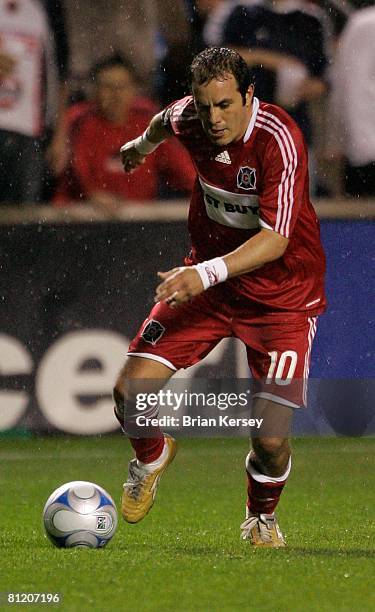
{"left": 120, "top": 130, "right": 161, "bottom": 156}
{"left": 194, "top": 257, "right": 228, "bottom": 290}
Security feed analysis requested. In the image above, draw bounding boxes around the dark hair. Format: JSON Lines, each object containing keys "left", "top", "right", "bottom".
{"left": 190, "top": 47, "right": 252, "bottom": 103}
{"left": 91, "top": 52, "right": 137, "bottom": 83}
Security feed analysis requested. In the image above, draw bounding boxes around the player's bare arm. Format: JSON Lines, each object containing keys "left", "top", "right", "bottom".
{"left": 223, "top": 227, "right": 289, "bottom": 275}
{"left": 120, "top": 111, "right": 171, "bottom": 173}
{"left": 155, "top": 228, "right": 289, "bottom": 307}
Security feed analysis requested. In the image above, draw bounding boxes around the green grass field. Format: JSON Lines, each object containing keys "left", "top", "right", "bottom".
{"left": 1, "top": 435, "right": 374, "bottom": 612}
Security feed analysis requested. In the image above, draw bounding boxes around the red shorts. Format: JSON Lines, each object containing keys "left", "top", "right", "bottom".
{"left": 128, "top": 291, "right": 318, "bottom": 408}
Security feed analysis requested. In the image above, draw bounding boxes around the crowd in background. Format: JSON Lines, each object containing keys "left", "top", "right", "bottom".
{"left": 0, "top": 0, "right": 374, "bottom": 210}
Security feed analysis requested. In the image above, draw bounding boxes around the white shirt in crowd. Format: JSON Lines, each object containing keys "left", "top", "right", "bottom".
{"left": 331, "top": 6, "right": 375, "bottom": 167}
{"left": 0, "top": 0, "right": 58, "bottom": 137}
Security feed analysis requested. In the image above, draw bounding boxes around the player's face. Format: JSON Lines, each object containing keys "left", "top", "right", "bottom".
{"left": 192, "top": 75, "right": 254, "bottom": 146}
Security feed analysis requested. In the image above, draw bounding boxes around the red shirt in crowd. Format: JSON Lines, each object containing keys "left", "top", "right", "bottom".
{"left": 54, "top": 97, "right": 195, "bottom": 204}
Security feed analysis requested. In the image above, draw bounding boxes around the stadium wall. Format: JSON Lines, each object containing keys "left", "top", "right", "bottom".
{"left": 0, "top": 202, "right": 374, "bottom": 436}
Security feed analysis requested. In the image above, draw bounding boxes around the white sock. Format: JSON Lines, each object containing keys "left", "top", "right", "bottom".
{"left": 137, "top": 439, "right": 168, "bottom": 473}
{"left": 245, "top": 453, "right": 292, "bottom": 483}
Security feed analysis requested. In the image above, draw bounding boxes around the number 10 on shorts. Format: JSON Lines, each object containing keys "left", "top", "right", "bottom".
{"left": 266, "top": 351, "right": 298, "bottom": 385}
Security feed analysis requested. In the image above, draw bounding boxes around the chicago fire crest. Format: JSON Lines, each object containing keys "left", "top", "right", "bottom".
{"left": 237, "top": 166, "right": 256, "bottom": 190}
{"left": 141, "top": 319, "right": 166, "bottom": 345}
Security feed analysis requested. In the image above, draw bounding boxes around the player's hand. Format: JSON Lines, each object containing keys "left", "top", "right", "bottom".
{"left": 155, "top": 267, "right": 205, "bottom": 308}
{"left": 120, "top": 142, "right": 146, "bottom": 173}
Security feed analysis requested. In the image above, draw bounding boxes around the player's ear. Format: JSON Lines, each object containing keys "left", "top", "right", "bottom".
{"left": 245, "top": 85, "right": 254, "bottom": 107}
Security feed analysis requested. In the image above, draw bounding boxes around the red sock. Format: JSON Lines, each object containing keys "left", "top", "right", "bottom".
{"left": 129, "top": 436, "right": 165, "bottom": 463}
{"left": 114, "top": 406, "right": 164, "bottom": 463}
{"left": 246, "top": 453, "right": 291, "bottom": 514}
{"left": 246, "top": 472, "right": 287, "bottom": 515}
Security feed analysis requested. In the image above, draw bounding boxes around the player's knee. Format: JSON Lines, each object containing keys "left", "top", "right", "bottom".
{"left": 113, "top": 383, "right": 126, "bottom": 418}
{"left": 113, "top": 374, "right": 138, "bottom": 412}
{"left": 252, "top": 437, "right": 286, "bottom": 459}
{"left": 113, "top": 381, "right": 140, "bottom": 435}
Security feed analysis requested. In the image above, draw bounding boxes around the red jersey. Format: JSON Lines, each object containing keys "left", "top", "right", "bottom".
{"left": 54, "top": 98, "right": 195, "bottom": 203}
{"left": 164, "top": 96, "right": 326, "bottom": 318}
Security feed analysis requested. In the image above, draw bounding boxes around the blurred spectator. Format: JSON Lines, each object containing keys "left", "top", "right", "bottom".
{"left": 64, "top": 0, "right": 190, "bottom": 102}
{"left": 154, "top": 0, "right": 192, "bottom": 105}
{"left": 54, "top": 55, "right": 195, "bottom": 212}
{"left": 64, "top": 0, "right": 155, "bottom": 98}
{"left": 188, "top": 0, "right": 259, "bottom": 55}
{"left": 215, "top": 0, "right": 329, "bottom": 194}
{"left": 221, "top": 0, "right": 329, "bottom": 144}
{"left": 328, "top": 5, "right": 375, "bottom": 197}
{"left": 0, "top": 0, "right": 69, "bottom": 204}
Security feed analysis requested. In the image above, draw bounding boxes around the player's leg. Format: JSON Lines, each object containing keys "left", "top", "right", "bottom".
{"left": 114, "top": 355, "right": 177, "bottom": 523}
{"left": 248, "top": 395, "right": 292, "bottom": 481}
{"left": 114, "top": 354, "right": 174, "bottom": 463}
{"left": 235, "top": 316, "right": 318, "bottom": 547}
{"left": 114, "top": 294, "right": 232, "bottom": 523}
{"left": 240, "top": 398, "right": 292, "bottom": 547}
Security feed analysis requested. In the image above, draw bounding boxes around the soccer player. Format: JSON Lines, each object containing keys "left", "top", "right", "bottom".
{"left": 115, "top": 47, "right": 326, "bottom": 547}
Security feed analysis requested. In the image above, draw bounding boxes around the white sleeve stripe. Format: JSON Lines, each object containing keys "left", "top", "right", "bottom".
{"left": 258, "top": 109, "right": 298, "bottom": 235}
{"left": 255, "top": 118, "right": 295, "bottom": 236}
{"left": 256, "top": 110, "right": 298, "bottom": 236}
{"left": 260, "top": 110, "right": 298, "bottom": 236}
{"left": 255, "top": 120, "right": 289, "bottom": 232}
{"left": 170, "top": 97, "right": 196, "bottom": 122}
{"left": 256, "top": 112, "right": 297, "bottom": 236}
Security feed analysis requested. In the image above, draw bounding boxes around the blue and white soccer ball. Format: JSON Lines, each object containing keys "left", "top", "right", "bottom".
{"left": 43, "top": 481, "right": 118, "bottom": 548}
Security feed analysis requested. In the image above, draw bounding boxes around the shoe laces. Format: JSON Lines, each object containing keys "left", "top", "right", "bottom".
{"left": 240, "top": 513, "right": 276, "bottom": 542}
{"left": 123, "top": 459, "right": 148, "bottom": 500}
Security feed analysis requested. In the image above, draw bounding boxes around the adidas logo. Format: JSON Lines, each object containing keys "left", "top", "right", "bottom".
{"left": 215, "top": 150, "right": 231, "bottom": 164}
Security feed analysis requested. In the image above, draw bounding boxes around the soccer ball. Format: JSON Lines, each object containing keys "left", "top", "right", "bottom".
{"left": 43, "top": 481, "right": 118, "bottom": 548}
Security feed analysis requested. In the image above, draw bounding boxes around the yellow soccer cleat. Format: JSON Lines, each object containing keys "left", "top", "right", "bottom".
{"left": 121, "top": 435, "right": 177, "bottom": 523}
{"left": 240, "top": 510, "right": 286, "bottom": 548}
